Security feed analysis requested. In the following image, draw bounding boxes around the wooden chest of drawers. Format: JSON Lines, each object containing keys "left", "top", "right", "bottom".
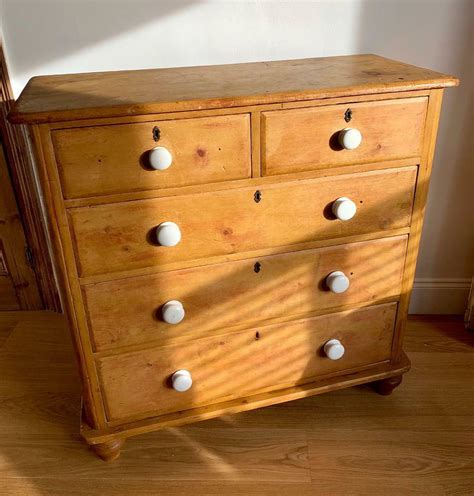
{"left": 10, "top": 54, "right": 458, "bottom": 461}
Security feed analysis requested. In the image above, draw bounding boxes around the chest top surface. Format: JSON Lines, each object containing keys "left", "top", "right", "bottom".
{"left": 10, "top": 54, "right": 457, "bottom": 124}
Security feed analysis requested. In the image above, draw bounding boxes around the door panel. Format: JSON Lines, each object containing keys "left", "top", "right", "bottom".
{"left": 0, "top": 141, "right": 41, "bottom": 309}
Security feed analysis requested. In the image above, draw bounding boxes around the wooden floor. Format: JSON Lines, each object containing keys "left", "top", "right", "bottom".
{"left": 0, "top": 312, "right": 472, "bottom": 496}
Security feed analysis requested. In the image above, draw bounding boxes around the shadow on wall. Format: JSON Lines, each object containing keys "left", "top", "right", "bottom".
{"left": 2, "top": 0, "right": 202, "bottom": 75}
{"left": 357, "top": 0, "right": 474, "bottom": 280}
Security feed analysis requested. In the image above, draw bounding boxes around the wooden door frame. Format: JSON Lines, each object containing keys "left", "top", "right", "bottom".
{"left": 0, "top": 142, "right": 40, "bottom": 309}
{"left": 0, "top": 45, "right": 60, "bottom": 311}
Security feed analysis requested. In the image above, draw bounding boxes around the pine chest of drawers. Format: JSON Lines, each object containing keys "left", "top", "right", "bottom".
{"left": 10, "top": 54, "right": 458, "bottom": 461}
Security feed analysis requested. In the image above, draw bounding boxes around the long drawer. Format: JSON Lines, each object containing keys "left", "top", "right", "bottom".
{"left": 84, "top": 236, "right": 407, "bottom": 351}
{"left": 97, "top": 303, "right": 397, "bottom": 422}
{"left": 70, "top": 166, "right": 417, "bottom": 278}
{"left": 262, "top": 97, "right": 427, "bottom": 176}
{"left": 53, "top": 113, "right": 251, "bottom": 198}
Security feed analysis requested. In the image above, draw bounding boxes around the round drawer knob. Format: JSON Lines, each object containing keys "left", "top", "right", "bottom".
{"left": 323, "top": 339, "right": 345, "bottom": 360}
{"left": 339, "top": 128, "right": 362, "bottom": 150}
{"left": 156, "top": 221, "right": 181, "bottom": 247}
{"left": 162, "top": 300, "right": 185, "bottom": 324}
{"left": 326, "top": 271, "right": 350, "bottom": 294}
{"left": 332, "top": 197, "right": 357, "bottom": 221}
{"left": 149, "top": 146, "right": 173, "bottom": 170}
{"left": 171, "top": 369, "right": 192, "bottom": 392}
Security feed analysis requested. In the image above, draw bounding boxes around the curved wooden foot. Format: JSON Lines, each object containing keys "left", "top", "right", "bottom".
{"left": 372, "top": 374, "right": 403, "bottom": 396}
{"left": 90, "top": 438, "right": 125, "bottom": 462}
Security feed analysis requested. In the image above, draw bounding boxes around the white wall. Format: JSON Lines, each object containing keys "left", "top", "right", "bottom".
{"left": 1, "top": 0, "right": 472, "bottom": 313}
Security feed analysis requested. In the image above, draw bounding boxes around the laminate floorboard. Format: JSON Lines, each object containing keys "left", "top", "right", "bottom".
{"left": 0, "top": 312, "right": 472, "bottom": 495}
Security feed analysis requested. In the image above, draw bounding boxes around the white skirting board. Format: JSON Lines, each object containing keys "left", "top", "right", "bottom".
{"left": 409, "top": 278, "right": 472, "bottom": 315}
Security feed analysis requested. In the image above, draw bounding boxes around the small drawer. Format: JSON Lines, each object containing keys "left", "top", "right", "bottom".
{"left": 262, "top": 97, "right": 427, "bottom": 176}
{"left": 84, "top": 236, "right": 407, "bottom": 351}
{"left": 70, "top": 166, "right": 416, "bottom": 278}
{"left": 97, "top": 303, "right": 396, "bottom": 422}
{"left": 52, "top": 114, "right": 251, "bottom": 199}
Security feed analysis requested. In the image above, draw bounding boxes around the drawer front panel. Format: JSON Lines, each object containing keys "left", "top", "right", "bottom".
{"left": 262, "top": 97, "right": 427, "bottom": 176}
{"left": 98, "top": 303, "right": 396, "bottom": 422}
{"left": 85, "top": 236, "right": 407, "bottom": 351}
{"left": 53, "top": 114, "right": 251, "bottom": 199}
{"left": 70, "top": 166, "right": 416, "bottom": 277}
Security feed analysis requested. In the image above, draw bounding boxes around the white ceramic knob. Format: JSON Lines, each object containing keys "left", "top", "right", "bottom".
{"left": 149, "top": 146, "right": 173, "bottom": 170}
{"left": 323, "top": 339, "right": 345, "bottom": 360}
{"left": 332, "top": 197, "right": 357, "bottom": 221}
{"left": 339, "top": 128, "right": 362, "bottom": 150}
{"left": 156, "top": 221, "right": 181, "bottom": 247}
{"left": 326, "top": 271, "right": 350, "bottom": 294}
{"left": 171, "top": 369, "right": 192, "bottom": 392}
{"left": 162, "top": 300, "right": 185, "bottom": 324}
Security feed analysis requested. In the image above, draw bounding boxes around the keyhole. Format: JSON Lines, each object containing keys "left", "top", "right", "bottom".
{"left": 152, "top": 126, "right": 161, "bottom": 142}
{"left": 254, "top": 262, "right": 261, "bottom": 273}
{"left": 344, "top": 108, "right": 352, "bottom": 123}
{"left": 254, "top": 190, "right": 262, "bottom": 203}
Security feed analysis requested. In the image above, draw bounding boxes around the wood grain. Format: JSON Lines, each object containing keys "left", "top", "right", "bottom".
{"left": 0, "top": 311, "right": 20, "bottom": 347}
{"left": 41, "top": 90, "right": 431, "bottom": 132}
{"left": 9, "top": 56, "right": 457, "bottom": 464}
{"left": 0, "top": 142, "right": 42, "bottom": 309}
{"left": 30, "top": 124, "right": 107, "bottom": 429}
{"left": 9, "top": 54, "right": 458, "bottom": 124}
{"left": 306, "top": 416, "right": 473, "bottom": 495}
{"left": 0, "top": 276, "right": 20, "bottom": 310}
{"left": 90, "top": 438, "right": 124, "bottom": 462}
{"left": 391, "top": 89, "right": 445, "bottom": 362}
{"left": 97, "top": 303, "right": 396, "bottom": 422}
{"left": 53, "top": 113, "right": 251, "bottom": 198}
{"left": 0, "top": 313, "right": 471, "bottom": 495}
{"left": 63, "top": 156, "right": 419, "bottom": 210}
{"left": 84, "top": 354, "right": 410, "bottom": 442}
{"left": 69, "top": 167, "right": 417, "bottom": 278}
{"left": 0, "top": 481, "right": 322, "bottom": 496}
{"left": 262, "top": 97, "right": 427, "bottom": 175}
{"left": 84, "top": 235, "right": 407, "bottom": 352}
{"left": 1, "top": 46, "right": 59, "bottom": 311}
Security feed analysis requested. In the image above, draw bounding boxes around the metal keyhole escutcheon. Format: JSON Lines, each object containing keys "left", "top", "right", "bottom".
{"left": 152, "top": 126, "right": 161, "bottom": 141}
